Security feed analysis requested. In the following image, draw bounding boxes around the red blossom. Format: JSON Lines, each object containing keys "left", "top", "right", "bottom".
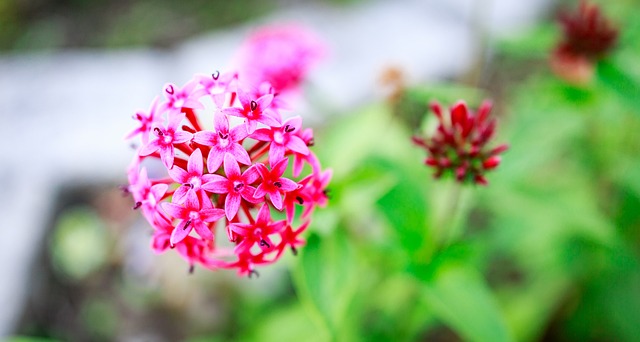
{"left": 551, "top": 1, "right": 618, "bottom": 83}
{"left": 412, "top": 100, "right": 508, "bottom": 185}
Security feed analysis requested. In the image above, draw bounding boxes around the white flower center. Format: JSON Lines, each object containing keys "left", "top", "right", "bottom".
{"left": 219, "top": 137, "right": 229, "bottom": 147}
{"left": 190, "top": 176, "right": 202, "bottom": 189}
{"left": 273, "top": 131, "right": 284, "bottom": 144}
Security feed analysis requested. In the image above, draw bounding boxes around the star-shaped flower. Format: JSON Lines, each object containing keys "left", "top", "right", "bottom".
{"left": 168, "top": 148, "right": 218, "bottom": 205}
{"left": 229, "top": 204, "right": 287, "bottom": 255}
{"left": 162, "top": 194, "right": 225, "bottom": 245}
{"left": 251, "top": 116, "right": 309, "bottom": 167}
{"left": 139, "top": 113, "right": 193, "bottom": 168}
{"left": 254, "top": 158, "right": 298, "bottom": 210}
{"left": 202, "top": 153, "right": 261, "bottom": 220}
{"left": 193, "top": 112, "right": 250, "bottom": 172}
{"left": 195, "top": 71, "right": 238, "bottom": 107}
{"left": 222, "top": 89, "right": 280, "bottom": 134}
{"left": 126, "top": 96, "right": 162, "bottom": 144}
{"left": 160, "top": 80, "right": 204, "bottom": 115}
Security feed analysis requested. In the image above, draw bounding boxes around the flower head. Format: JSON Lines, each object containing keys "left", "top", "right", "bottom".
{"left": 412, "top": 100, "right": 508, "bottom": 185}
{"left": 551, "top": 1, "right": 618, "bottom": 83}
{"left": 235, "top": 24, "right": 326, "bottom": 94}
{"left": 126, "top": 68, "right": 330, "bottom": 275}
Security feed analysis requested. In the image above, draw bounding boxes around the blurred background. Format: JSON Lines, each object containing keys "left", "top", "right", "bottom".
{"left": 2, "top": 0, "right": 640, "bottom": 341}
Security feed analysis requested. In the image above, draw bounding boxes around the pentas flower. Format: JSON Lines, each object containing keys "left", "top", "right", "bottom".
{"left": 168, "top": 148, "right": 218, "bottom": 205}
{"left": 202, "top": 154, "right": 261, "bottom": 220}
{"left": 139, "top": 112, "right": 193, "bottom": 168}
{"left": 125, "top": 67, "right": 330, "bottom": 276}
{"left": 193, "top": 112, "right": 250, "bottom": 172}
{"left": 254, "top": 158, "right": 299, "bottom": 210}
{"left": 252, "top": 116, "right": 309, "bottom": 167}
{"left": 126, "top": 96, "right": 161, "bottom": 144}
{"left": 229, "top": 204, "right": 287, "bottom": 255}
{"left": 222, "top": 89, "right": 280, "bottom": 134}
{"left": 551, "top": 1, "right": 618, "bottom": 83}
{"left": 195, "top": 71, "right": 238, "bottom": 107}
{"left": 160, "top": 80, "right": 204, "bottom": 114}
{"left": 162, "top": 194, "right": 225, "bottom": 246}
{"left": 412, "top": 100, "right": 508, "bottom": 186}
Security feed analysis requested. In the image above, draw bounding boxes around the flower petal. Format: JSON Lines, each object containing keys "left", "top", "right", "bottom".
{"left": 225, "top": 193, "right": 241, "bottom": 220}
{"left": 188, "top": 148, "right": 204, "bottom": 175}
{"left": 171, "top": 221, "right": 192, "bottom": 245}
{"left": 286, "top": 136, "right": 309, "bottom": 155}
{"left": 193, "top": 131, "right": 217, "bottom": 146}
{"left": 193, "top": 222, "right": 214, "bottom": 240}
{"left": 231, "top": 143, "right": 252, "bottom": 165}
{"left": 202, "top": 180, "right": 230, "bottom": 194}
{"left": 139, "top": 139, "right": 161, "bottom": 156}
{"left": 269, "top": 191, "right": 284, "bottom": 210}
{"left": 168, "top": 165, "right": 188, "bottom": 183}
{"left": 223, "top": 153, "right": 241, "bottom": 178}
{"left": 207, "top": 148, "right": 225, "bottom": 172}
{"left": 214, "top": 112, "right": 230, "bottom": 133}
{"left": 277, "top": 177, "right": 299, "bottom": 192}
{"left": 162, "top": 202, "right": 187, "bottom": 219}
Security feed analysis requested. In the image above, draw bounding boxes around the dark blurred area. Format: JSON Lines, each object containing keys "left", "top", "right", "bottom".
{"left": 0, "top": 0, "right": 357, "bottom": 52}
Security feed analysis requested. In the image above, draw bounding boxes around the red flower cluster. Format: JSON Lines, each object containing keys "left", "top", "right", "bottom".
{"left": 412, "top": 100, "right": 508, "bottom": 185}
{"left": 557, "top": 0, "right": 618, "bottom": 60}
{"left": 551, "top": 1, "right": 618, "bottom": 83}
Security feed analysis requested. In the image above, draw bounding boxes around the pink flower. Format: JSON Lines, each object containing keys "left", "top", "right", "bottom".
{"left": 229, "top": 204, "right": 287, "bottom": 255}
{"left": 168, "top": 148, "right": 218, "bottom": 205}
{"left": 236, "top": 24, "right": 326, "bottom": 93}
{"left": 254, "top": 158, "right": 299, "bottom": 210}
{"left": 151, "top": 217, "right": 213, "bottom": 272}
{"left": 139, "top": 112, "right": 193, "bottom": 168}
{"left": 193, "top": 112, "right": 250, "bottom": 172}
{"left": 162, "top": 194, "right": 225, "bottom": 246}
{"left": 222, "top": 89, "right": 280, "bottom": 134}
{"left": 412, "top": 100, "right": 508, "bottom": 185}
{"left": 201, "top": 154, "right": 261, "bottom": 220}
{"left": 195, "top": 71, "right": 238, "bottom": 107}
{"left": 127, "top": 165, "right": 168, "bottom": 224}
{"left": 126, "top": 96, "right": 161, "bottom": 144}
{"left": 277, "top": 221, "right": 309, "bottom": 257}
{"left": 160, "top": 80, "right": 204, "bottom": 114}
{"left": 281, "top": 174, "right": 332, "bottom": 224}
{"left": 291, "top": 128, "right": 318, "bottom": 177}
{"left": 251, "top": 116, "right": 309, "bottom": 167}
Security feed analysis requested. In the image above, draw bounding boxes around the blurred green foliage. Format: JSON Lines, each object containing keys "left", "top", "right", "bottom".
{"left": 50, "top": 206, "right": 109, "bottom": 281}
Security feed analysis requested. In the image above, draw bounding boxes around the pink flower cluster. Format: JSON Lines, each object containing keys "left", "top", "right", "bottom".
{"left": 125, "top": 27, "right": 329, "bottom": 276}
{"left": 235, "top": 24, "right": 326, "bottom": 94}
{"left": 412, "top": 100, "right": 508, "bottom": 186}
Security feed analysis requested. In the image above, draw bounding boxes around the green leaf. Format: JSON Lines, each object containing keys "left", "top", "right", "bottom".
{"left": 375, "top": 158, "right": 429, "bottom": 258}
{"left": 292, "top": 228, "right": 359, "bottom": 339}
{"left": 597, "top": 59, "right": 640, "bottom": 109}
{"left": 421, "top": 262, "right": 513, "bottom": 342}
